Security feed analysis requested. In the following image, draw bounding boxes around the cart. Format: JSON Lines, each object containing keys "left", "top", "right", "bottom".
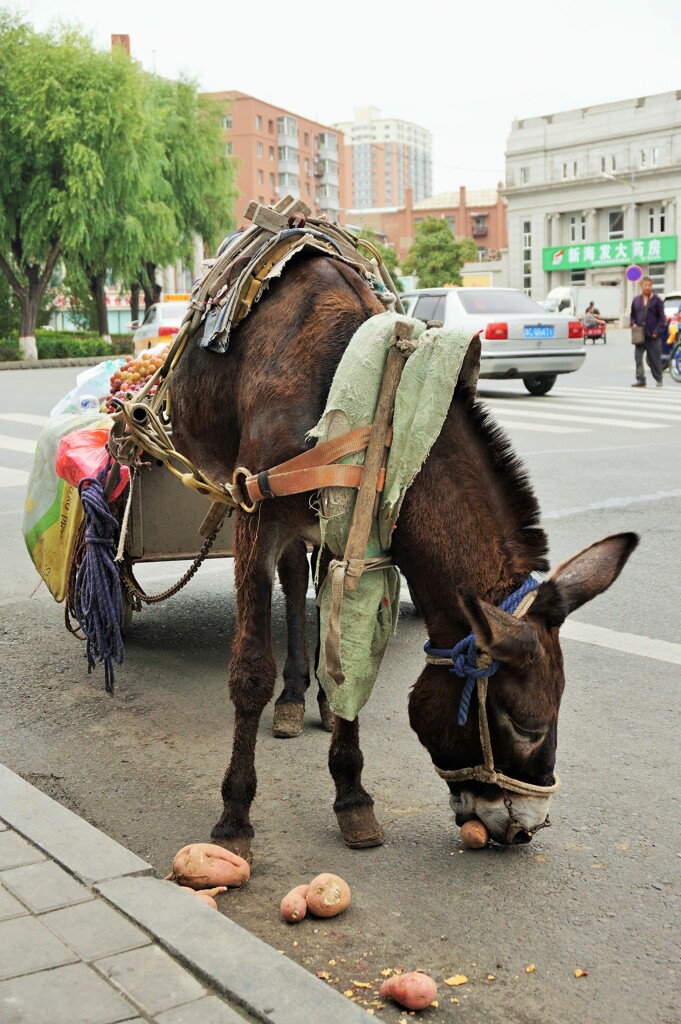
{"left": 582, "top": 317, "right": 607, "bottom": 344}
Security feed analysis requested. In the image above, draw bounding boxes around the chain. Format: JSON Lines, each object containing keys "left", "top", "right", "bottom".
{"left": 118, "top": 514, "right": 227, "bottom": 608}
{"left": 502, "top": 790, "right": 552, "bottom": 836}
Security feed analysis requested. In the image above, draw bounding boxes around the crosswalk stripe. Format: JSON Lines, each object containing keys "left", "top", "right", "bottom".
{"left": 495, "top": 419, "right": 588, "bottom": 434}
{"left": 0, "top": 467, "right": 29, "bottom": 488}
{"left": 486, "top": 397, "right": 681, "bottom": 423}
{"left": 0, "top": 413, "right": 47, "bottom": 426}
{"left": 551, "top": 389, "right": 681, "bottom": 409}
{"left": 553, "top": 385, "right": 680, "bottom": 401}
{"left": 483, "top": 404, "right": 658, "bottom": 429}
{"left": 0, "top": 434, "right": 37, "bottom": 454}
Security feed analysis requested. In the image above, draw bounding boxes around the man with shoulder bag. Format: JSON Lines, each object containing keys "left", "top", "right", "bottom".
{"left": 630, "top": 277, "right": 665, "bottom": 387}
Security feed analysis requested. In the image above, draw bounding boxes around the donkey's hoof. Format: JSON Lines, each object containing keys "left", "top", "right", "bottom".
{"left": 318, "top": 698, "right": 335, "bottom": 733}
{"left": 336, "top": 806, "right": 385, "bottom": 849}
{"left": 272, "top": 702, "right": 304, "bottom": 738}
{"left": 211, "top": 836, "right": 253, "bottom": 866}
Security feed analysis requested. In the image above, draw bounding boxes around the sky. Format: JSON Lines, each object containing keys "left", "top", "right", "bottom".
{"left": 13, "top": 0, "right": 681, "bottom": 196}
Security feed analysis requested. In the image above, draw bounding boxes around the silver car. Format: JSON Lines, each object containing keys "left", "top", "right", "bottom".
{"left": 400, "top": 287, "right": 586, "bottom": 395}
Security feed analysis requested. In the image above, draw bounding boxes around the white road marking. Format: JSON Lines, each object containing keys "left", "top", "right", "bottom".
{"left": 0, "top": 413, "right": 47, "bottom": 426}
{"left": 488, "top": 397, "right": 681, "bottom": 424}
{"left": 543, "top": 488, "right": 681, "bottom": 519}
{"left": 485, "top": 404, "right": 658, "bottom": 430}
{"left": 562, "top": 620, "right": 681, "bottom": 667}
{"left": 0, "top": 467, "right": 29, "bottom": 487}
{"left": 495, "top": 419, "right": 588, "bottom": 435}
{"left": 0, "top": 434, "right": 36, "bottom": 454}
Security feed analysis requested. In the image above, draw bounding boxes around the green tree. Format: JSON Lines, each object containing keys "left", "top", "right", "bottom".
{"left": 357, "top": 229, "right": 403, "bottom": 292}
{"left": 402, "top": 218, "right": 478, "bottom": 288}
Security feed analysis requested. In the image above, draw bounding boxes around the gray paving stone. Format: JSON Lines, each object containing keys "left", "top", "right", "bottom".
{"left": 0, "top": 830, "right": 46, "bottom": 870}
{"left": 0, "top": 883, "right": 29, "bottom": 921}
{"left": 96, "top": 877, "right": 369, "bottom": 1023}
{"left": 0, "top": 915, "right": 78, "bottom": 981}
{"left": 156, "top": 996, "right": 249, "bottom": 1024}
{"left": 0, "top": 962, "right": 140, "bottom": 1023}
{"left": 95, "top": 945, "right": 206, "bottom": 1015}
{"left": 1, "top": 859, "right": 93, "bottom": 913}
{"left": 42, "top": 898, "right": 151, "bottom": 960}
{"left": 0, "top": 765, "right": 153, "bottom": 885}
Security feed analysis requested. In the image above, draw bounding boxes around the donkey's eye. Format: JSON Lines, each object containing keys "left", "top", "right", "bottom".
{"left": 510, "top": 721, "right": 546, "bottom": 743}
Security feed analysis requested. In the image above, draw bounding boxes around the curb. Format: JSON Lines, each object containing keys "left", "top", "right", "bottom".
{"left": 0, "top": 764, "right": 367, "bottom": 1023}
{"left": 0, "top": 356, "right": 124, "bottom": 371}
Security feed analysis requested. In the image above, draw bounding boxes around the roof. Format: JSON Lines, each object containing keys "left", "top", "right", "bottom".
{"left": 413, "top": 189, "right": 500, "bottom": 210}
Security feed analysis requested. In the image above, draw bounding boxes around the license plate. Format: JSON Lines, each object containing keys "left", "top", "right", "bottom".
{"left": 524, "top": 325, "right": 554, "bottom": 338}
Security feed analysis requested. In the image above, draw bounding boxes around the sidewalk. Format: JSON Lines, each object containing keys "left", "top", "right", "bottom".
{"left": 0, "top": 764, "right": 367, "bottom": 1024}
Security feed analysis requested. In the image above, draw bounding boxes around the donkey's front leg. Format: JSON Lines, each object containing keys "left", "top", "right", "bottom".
{"left": 272, "top": 538, "right": 310, "bottom": 738}
{"left": 211, "top": 512, "right": 278, "bottom": 862}
{"left": 329, "top": 717, "right": 385, "bottom": 848}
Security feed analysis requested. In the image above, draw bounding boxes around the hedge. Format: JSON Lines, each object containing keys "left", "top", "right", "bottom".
{"left": 0, "top": 330, "right": 133, "bottom": 361}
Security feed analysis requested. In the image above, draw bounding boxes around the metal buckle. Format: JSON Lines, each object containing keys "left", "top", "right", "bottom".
{"left": 231, "top": 466, "right": 258, "bottom": 513}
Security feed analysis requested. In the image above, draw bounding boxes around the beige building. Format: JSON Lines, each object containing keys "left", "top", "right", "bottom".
{"left": 334, "top": 106, "right": 432, "bottom": 209}
{"left": 201, "top": 91, "right": 347, "bottom": 222}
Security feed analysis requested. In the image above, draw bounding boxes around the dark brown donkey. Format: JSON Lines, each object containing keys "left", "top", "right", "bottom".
{"left": 169, "top": 254, "right": 637, "bottom": 860}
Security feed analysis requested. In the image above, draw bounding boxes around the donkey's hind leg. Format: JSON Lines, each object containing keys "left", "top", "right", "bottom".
{"left": 272, "top": 538, "right": 310, "bottom": 738}
{"left": 329, "top": 717, "right": 385, "bottom": 848}
{"left": 211, "top": 510, "right": 278, "bottom": 862}
{"left": 312, "top": 545, "right": 335, "bottom": 732}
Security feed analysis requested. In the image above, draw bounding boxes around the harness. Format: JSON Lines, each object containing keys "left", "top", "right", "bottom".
{"left": 424, "top": 577, "right": 561, "bottom": 806}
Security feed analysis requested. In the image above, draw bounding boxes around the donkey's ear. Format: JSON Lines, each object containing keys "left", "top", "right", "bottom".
{"left": 456, "top": 589, "right": 540, "bottom": 667}
{"left": 550, "top": 532, "right": 639, "bottom": 616}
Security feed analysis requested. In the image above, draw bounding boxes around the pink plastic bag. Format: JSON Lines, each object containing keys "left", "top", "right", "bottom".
{"left": 56, "top": 427, "right": 129, "bottom": 501}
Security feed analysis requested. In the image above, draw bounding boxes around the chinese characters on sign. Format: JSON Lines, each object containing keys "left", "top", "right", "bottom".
{"left": 542, "top": 235, "right": 677, "bottom": 272}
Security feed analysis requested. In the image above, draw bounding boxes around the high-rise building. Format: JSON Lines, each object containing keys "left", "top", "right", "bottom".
{"left": 200, "top": 91, "right": 347, "bottom": 222}
{"left": 333, "top": 106, "right": 432, "bottom": 210}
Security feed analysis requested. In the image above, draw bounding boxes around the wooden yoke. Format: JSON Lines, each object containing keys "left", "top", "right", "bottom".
{"left": 342, "top": 320, "right": 414, "bottom": 593}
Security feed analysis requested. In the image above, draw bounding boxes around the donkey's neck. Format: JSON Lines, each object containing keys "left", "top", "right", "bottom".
{"left": 392, "top": 399, "right": 548, "bottom": 647}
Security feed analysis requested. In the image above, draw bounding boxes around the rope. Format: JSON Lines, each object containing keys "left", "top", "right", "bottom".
{"left": 72, "top": 462, "right": 125, "bottom": 694}
{"left": 424, "top": 575, "right": 540, "bottom": 726}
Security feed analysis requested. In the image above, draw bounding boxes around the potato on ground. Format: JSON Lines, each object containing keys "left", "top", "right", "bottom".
{"left": 305, "top": 873, "right": 351, "bottom": 918}
{"left": 280, "top": 884, "right": 309, "bottom": 922}
{"left": 460, "top": 819, "right": 489, "bottom": 849}
{"left": 170, "top": 843, "right": 250, "bottom": 889}
{"left": 380, "top": 971, "right": 437, "bottom": 1010}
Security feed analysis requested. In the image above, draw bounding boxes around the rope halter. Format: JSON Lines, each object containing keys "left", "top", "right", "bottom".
{"left": 423, "top": 575, "right": 560, "bottom": 800}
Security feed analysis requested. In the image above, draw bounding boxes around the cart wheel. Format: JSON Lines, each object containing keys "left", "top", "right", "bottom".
{"left": 122, "top": 595, "right": 135, "bottom": 634}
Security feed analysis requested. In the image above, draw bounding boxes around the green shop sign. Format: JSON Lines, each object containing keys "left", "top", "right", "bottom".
{"left": 542, "top": 235, "right": 677, "bottom": 272}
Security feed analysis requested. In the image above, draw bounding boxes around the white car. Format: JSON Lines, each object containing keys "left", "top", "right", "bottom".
{"left": 130, "top": 296, "right": 189, "bottom": 355}
{"left": 400, "top": 287, "right": 586, "bottom": 395}
{"left": 662, "top": 291, "right": 681, "bottom": 321}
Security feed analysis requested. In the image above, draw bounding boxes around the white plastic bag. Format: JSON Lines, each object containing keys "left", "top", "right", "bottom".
{"left": 50, "top": 359, "right": 126, "bottom": 417}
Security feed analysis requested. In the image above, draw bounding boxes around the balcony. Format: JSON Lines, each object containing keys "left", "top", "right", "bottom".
{"left": 278, "top": 158, "right": 300, "bottom": 176}
{"left": 472, "top": 225, "right": 488, "bottom": 237}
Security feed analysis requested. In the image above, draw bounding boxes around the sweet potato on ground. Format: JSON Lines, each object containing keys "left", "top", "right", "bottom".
{"left": 380, "top": 970, "right": 437, "bottom": 1010}
{"left": 305, "top": 873, "right": 351, "bottom": 918}
{"left": 170, "top": 843, "right": 250, "bottom": 889}
{"left": 280, "top": 884, "right": 309, "bottom": 922}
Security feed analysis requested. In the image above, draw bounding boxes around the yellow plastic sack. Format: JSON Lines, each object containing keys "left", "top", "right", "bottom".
{"left": 23, "top": 413, "right": 112, "bottom": 602}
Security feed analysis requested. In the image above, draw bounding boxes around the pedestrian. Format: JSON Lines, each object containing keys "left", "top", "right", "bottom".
{"left": 630, "top": 277, "right": 665, "bottom": 387}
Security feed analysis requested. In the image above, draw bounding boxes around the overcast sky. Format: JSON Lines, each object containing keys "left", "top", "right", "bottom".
{"left": 14, "top": 0, "right": 681, "bottom": 196}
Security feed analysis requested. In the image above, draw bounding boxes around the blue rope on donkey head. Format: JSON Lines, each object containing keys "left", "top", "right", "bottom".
{"left": 424, "top": 575, "right": 540, "bottom": 727}
{"left": 74, "top": 460, "right": 124, "bottom": 693}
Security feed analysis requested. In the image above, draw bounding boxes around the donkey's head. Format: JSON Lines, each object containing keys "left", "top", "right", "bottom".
{"left": 409, "top": 532, "right": 638, "bottom": 845}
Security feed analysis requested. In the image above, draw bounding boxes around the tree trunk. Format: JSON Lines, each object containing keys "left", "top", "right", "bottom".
{"left": 19, "top": 294, "right": 40, "bottom": 360}
{"left": 0, "top": 243, "right": 60, "bottom": 360}
{"left": 144, "top": 262, "right": 162, "bottom": 305}
{"left": 130, "top": 281, "right": 140, "bottom": 324}
{"left": 89, "top": 272, "right": 111, "bottom": 342}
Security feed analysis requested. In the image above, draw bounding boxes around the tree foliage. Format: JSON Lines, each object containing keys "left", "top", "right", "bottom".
{"left": 402, "top": 218, "right": 478, "bottom": 288}
{"left": 0, "top": 14, "right": 236, "bottom": 350}
{"left": 356, "top": 228, "right": 403, "bottom": 292}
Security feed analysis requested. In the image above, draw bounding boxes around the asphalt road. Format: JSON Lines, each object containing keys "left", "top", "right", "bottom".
{"left": 1, "top": 335, "right": 679, "bottom": 1024}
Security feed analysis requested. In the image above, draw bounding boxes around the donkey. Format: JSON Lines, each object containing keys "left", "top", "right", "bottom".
{"left": 169, "top": 254, "right": 637, "bottom": 859}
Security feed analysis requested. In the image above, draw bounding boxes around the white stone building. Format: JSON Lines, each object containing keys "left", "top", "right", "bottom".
{"left": 504, "top": 90, "right": 681, "bottom": 316}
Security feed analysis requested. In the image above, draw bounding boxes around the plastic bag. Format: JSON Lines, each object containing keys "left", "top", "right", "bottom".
{"left": 56, "top": 427, "right": 129, "bottom": 501}
{"left": 50, "top": 359, "right": 126, "bottom": 417}
{"left": 23, "top": 413, "right": 115, "bottom": 602}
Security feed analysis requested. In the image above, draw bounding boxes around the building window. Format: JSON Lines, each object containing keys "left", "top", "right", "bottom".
{"left": 445, "top": 216, "right": 456, "bottom": 234}
{"left": 571, "top": 268, "right": 586, "bottom": 284}
{"left": 608, "top": 210, "right": 624, "bottom": 240}
{"left": 569, "top": 216, "right": 577, "bottom": 242}
{"left": 640, "top": 149, "right": 646, "bottom": 168}
{"left": 649, "top": 207, "right": 655, "bottom": 233}
{"left": 520, "top": 167, "right": 529, "bottom": 184}
{"left": 256, "top": 115, "right": 262, "bottom": 131}
{"left": 225, "top": 142, "right": 233, "bottom": 156}
{"left": 304, "top": 132, "right": 309, "bottom": 146}
{"left": 600, "top": 156, "right": 606, "bottom": 172}
{"left": 562, "top": 163, "right": 568, "bottom": 180}
{"left": 648, "top": 263, "right": 665, "bottom": 288}
{"left": 580, "top": 215, "right": 587, "bottom": 241}
{"left": 269, "top": 172, "right": 275, "bottom": 187}
{"left": 610, "top": 155, "right": 617, "bottom": 171}
{"left": 256, "top": 142, "right": 263, "bottom": 158}
{"left": 269, "top": 146, "right": 274, "bottom": 161}
{"left": 257, "top": 169, "right": 264, "bottom": 185}
{"left": 652, "top": 146, "right": 659, "bottom": 166}
{"left": 258, "top": 195, "right": 264, "bottom": 204}
{"left": 222, "top": 114, "right": 232, "bottom": 130}
{"left": 522, "top": 219, "right": 532, "bottom": 295}
{"left": 573, "top": 161, "right": 578, "bottom": 176}
{"left": 660, "top": 207, "right": 666, "bottom": 232}
{"left": 277, "top": 115, "right": 298, "bottom": 137}
{"left": 268, "top": 120, "right": 274, "bottom": 133}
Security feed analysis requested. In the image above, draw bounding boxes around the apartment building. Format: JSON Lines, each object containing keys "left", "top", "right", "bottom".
{"left": 334, "top": 106, "right": 432, "bottom": 209}
{"left": 201, "top": 91, "right": 347, "bottom": 222}
{"left": 346, "top": 186, "right": 508, "bottom": 263}
{"left": 505, "top": 90, "right": 681, "bottom": 311}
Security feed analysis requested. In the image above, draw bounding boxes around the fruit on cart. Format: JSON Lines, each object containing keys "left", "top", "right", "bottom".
{"left": 105, "top": 346, "right": 171, "bottom": 413}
